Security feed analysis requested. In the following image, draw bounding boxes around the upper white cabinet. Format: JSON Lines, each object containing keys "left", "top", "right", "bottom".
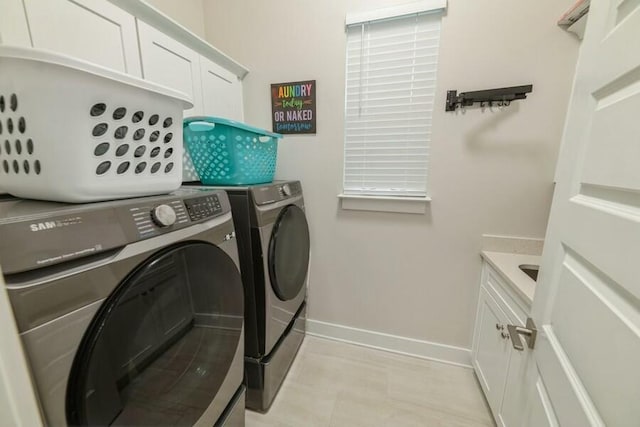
{"left": 22, "top": 0, "right": 142, "bottom": 76}
{"left": 0, "top": 0, "right": 247, "bottom": 184}
{"left": 0, "top": 0, "right": 247, "bottom": 121}
{"left": 137, "top": 20, "right": 203, "bottom": 116}
{"left": 137, "top": 21, "right": 244, "bottom": 121}
{"left": 0, "top": 0, "right": 31, "bottom": 46}
{"left": 200, "top": 55, "right": 244, "bottom": 121}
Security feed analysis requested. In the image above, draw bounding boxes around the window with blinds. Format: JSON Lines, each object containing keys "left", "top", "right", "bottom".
{"left": 343, "top": 10, "right": 442, "bottom": 197}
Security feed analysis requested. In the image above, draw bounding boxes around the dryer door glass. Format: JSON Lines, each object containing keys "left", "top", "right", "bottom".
{"left": 66, "top": 242, "right": 243, "bottom": 426}
{"left": 268, "top": 204, "right": 310, "bottom": 301}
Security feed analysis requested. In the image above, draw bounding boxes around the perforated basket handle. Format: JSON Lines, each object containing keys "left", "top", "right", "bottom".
{"left": 187, "top": 121, "right": 216, "bottom": 132}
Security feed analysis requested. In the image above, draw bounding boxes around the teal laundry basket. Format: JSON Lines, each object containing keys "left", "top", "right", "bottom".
{"left": 183, "top": 116, "right": 282, "bottom": 185}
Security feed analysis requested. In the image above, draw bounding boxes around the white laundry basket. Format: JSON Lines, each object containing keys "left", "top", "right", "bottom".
{"left": 0, "top": 46, "right": 192, "bottom": 203}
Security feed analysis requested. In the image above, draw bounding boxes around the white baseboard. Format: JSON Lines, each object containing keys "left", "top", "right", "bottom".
{"left": 306, "top": 319, "right": 472, "bottom": 368}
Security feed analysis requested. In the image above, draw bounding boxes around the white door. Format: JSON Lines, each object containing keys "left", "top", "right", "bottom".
{"left": 200, "top": 55, "right": 244, "bottom": 121}
{"left": 137, "top": 20, "right": 202, "bottom": 116}
{"left": 22, "top": 0, "right": 141, "bottom": 76}
{"left": 522, "top": 1, "right": 640, "bottom": 425}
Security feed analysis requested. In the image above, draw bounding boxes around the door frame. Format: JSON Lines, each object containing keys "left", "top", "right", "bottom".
{"left": 0, "top": 268, "right": 43, "bottom": 427}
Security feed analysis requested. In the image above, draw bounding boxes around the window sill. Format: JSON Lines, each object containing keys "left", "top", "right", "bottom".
{"left": 338, "top": 194, "right": 431, "bottom": 214}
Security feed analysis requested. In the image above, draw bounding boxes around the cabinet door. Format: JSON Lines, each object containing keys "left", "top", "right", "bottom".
{"left": 22, "top": 0, "right": 141, "bottom": 76}
{"left": 137, "top": 20, "right": 202, "bottom": 116}
{"left": 200, "top": 55, "right": 244, "bottom": 121}
{"left": 499, "top": 340, "right": 532, "bottom": 427}
{"left": 472, "top": 287, "right": 512, "bottom": 417}
{"left": 0, "top": 0, "right": 31, "bottom": 46}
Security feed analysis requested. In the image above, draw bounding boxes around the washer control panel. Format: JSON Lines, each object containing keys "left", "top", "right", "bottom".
{"left": 151, "top": 204, "right": 177, "bottom": 228}
{"left": 184, "top": 194, "right": 223, "bottom": 221}
{"left": 129, "top": 199, "right": 188, "bottom": 238}
{"left": 0, "top": 189, "right": 231, "bottom": 273}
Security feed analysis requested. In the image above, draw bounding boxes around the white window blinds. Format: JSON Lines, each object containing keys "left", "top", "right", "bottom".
{"left": 343, "top": 11, "right": 442, "bottom": 197}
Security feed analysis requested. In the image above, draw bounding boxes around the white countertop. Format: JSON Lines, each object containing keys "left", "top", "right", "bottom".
{"left": 480, "top": 251, "right": 540, "bottom": 306}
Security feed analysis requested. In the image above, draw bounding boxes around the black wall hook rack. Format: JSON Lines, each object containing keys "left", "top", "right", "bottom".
{"left": 445, "top": 84, "right": 533, "bottom": 111}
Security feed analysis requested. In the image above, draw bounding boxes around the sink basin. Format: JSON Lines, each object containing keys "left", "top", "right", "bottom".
{"left": 519, "top": 264, "right": 539, "bottom": 282}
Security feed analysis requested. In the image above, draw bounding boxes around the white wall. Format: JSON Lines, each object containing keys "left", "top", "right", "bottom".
{"left": 145, "top": 0, "right": 206, "bottom": 38}
{"left": 202, "top": 0, "right": 579, "bottom": 356}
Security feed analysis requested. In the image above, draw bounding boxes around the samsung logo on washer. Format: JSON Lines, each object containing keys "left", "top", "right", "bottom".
{"left": 30, "top": 221, "right": 58, "bottom": 231}
{"left": 29, "top": 216, "right": 82, "bottom": 231}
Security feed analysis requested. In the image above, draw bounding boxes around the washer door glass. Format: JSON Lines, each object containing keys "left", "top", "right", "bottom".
{"left": 66, "top": 242, "right": 243, "bottom": 426}
{"left": 268, "top": 204, "right": 310, "bottom": 301}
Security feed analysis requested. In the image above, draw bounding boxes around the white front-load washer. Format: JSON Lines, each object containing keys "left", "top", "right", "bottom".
{"left": 0, "top": 188, "right": 245, "bottom": 426}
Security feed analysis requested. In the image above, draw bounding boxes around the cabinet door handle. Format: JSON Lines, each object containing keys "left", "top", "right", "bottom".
{"left": 507, "top": 318, "right": 537, "bottom": 351}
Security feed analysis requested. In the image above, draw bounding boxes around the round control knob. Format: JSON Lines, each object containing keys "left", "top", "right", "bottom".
{"left": 282, "top": 183, "right": 292, "bottom": 197}
{"left": 151, "top": 204, "right": 177, "bottom": 227}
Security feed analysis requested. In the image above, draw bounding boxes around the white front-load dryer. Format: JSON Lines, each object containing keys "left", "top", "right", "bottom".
{"left": 190, "top": 181, "right": 309, "bottom": 413}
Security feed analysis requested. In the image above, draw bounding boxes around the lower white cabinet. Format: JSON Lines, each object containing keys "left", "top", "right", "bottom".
{"left": 501, "top": 341, "right": 534, "bottom": 427}
{"left": 473, "top": 287, "right": 512, "bottom": 416}
{"left": 472, "top": 262, "right": 533, "bottom": 427}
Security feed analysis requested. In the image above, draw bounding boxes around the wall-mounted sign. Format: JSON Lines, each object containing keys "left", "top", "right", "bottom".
{"left": 271, "top": 80, "right": 316, "bottom": 134}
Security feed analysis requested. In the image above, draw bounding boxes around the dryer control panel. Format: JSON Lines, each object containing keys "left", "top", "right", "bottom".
{"left": 252, "top": 181, "right": 303, "bottom": 205}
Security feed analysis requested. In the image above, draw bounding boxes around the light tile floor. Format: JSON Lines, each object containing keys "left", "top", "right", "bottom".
{"left": 246, "top": 336, "right": 494, "bottom": 427}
